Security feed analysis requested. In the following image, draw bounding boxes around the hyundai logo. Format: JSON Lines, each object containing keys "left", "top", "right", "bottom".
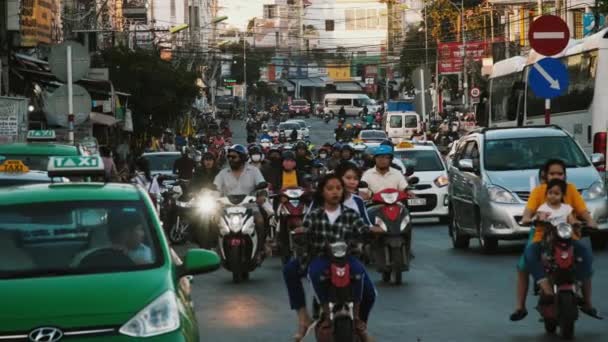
{"left": 28, "top": 327, "right": 63, "bottom": 342}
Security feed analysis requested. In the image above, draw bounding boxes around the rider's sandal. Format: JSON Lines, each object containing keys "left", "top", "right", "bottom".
{"left": 581, "top": 306, "right": 603, "bottom": 320}
{"left": 293, "top": 321, "right": 314, "bottom": 341}
{"left": 509, "top": 308, "right": 528, "bottom": 321}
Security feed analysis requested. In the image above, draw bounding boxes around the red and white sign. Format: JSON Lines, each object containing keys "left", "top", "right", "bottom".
{"left": 470, "top": 87, "right": 480, "bottom": 98}
{"left": 438, "top": 41, "right": 488, "bottom": 74}
{"left": 528, "top": 15, "right": 570, "bottom": 56}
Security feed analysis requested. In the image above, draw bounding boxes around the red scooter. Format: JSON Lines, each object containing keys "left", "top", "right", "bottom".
{"left": 276, "top": 187, "right": 310, "bottom": 264}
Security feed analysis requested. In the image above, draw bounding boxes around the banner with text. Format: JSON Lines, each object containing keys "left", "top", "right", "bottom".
{"left": 438, "top": 41, "right": 488, "bottom": 74}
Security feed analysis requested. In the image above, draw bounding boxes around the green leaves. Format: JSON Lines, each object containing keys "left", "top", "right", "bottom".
{"left": 98, "top": 47, "right": 199, "bottom": 134}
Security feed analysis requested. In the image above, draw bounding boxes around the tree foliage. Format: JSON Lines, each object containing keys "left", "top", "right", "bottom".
{"left": 220, "top": 42, "right": 273, "bottom": 86}
{"left": 399, "top": 25, "right": 437, "bottom": 91}
{"left": 98, "top": 47, "right": 199, "bottom": 134}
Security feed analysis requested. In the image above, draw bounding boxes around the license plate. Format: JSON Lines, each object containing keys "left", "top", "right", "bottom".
{"left": 296, "top": 109, "right": 300, "bottom": 113}
{"left": 230, "top": 239, "right": 241, "bottom": 247}
{"left": 407, "top": 198, "right": 426, "bottom": 206}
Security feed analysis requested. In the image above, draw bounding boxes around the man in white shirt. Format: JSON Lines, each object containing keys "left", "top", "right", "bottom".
{"left": 361, "top": 145, "right": 408, "bottom": 198}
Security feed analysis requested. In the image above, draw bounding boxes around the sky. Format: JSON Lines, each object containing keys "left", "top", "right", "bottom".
{"left": 219, "top": 0, "right": 268, "bottom": 30}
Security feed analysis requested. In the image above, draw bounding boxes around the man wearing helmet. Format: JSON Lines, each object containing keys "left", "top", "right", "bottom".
{"left": 334, "top": 122, "right": 345, "bottom": 142}
{"left": 173, "top": 147, "right": 196, "bottom": 180}
{"left": 327, "top": 143, "right": 343, "bottom": 171}
{"left": 294, "top": 141, "right": 313, "bottom": 174}
{"left": 248, "top": 144, "right": 265, "bottom": 169}
{"left": 214, "top": 144, "right": 268, "bottom": 261}
{"left": 360, "top": 145, "right": 408, "bottom": 200}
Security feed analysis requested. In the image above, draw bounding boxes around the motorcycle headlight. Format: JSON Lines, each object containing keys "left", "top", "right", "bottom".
{"left": 400, "top": 213, "right": 411, "bottom": 232}
{"left": 487, "top": 185, "right": 517, "bottom": 204}
{"left": 556, "top": 223, "right": 573, "bottom": 239}
{"left": 119, "top": 291, "right": 180, "bottom": 337}
{"left": 228, "top": 215, "right": 244, "bottom": 232}
{"left": 379, "top": 192, "right": 399, "bottom": 204}
{"left": 196, "top": 194, "right": 218, "bottom": 215}
{"left": 375, "top": 217, "right": 388, "bottom": 232}
{"left": 176, "top": 199, "right": 193, "bottom": 208}
{"left": 583, "top": 180, "right": 606, "bottom": 200}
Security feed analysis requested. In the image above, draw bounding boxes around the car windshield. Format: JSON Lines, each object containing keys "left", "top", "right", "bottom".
{"left": 395, "top": 150, "right": 444, "bottom": 171}
{"left": 279, "top": 123, "right": 299, "bottom": 130}
{"left": 143, "top": 154, "right": 180, "bottom": 171}
{"left": 0, "top": 155, "right": 51, "bottom": 171}
{"left": 292, "top": 100, "right": 308, "bottom": 106}
{"left": 361, "top": 131, "right": 387, "bottom": 140}
{"left": 484, "top": 136, "right": 590, "bottom": 171}
{"left": 0, "top": 200, "right": 160, "bottom": 279}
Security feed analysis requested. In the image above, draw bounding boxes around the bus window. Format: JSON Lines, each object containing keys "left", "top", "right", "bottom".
{"left": 526, "top": 50, "right": 597, "bottom": 117}
{"left": 490, "top": 72, "right": 523, "bottom": 123}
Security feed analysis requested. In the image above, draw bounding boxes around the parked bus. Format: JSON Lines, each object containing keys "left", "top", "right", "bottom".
{"left": 487, "top": 27, "right": 608, "bottom": 169}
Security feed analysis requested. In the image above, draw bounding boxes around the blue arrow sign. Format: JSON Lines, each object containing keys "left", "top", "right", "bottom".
{"left": 528, "top": 57, "right": 569, "bottom": 100}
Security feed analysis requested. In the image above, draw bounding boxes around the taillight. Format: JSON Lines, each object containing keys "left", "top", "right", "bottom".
{"left": 593, "top": 132, "right": 606, "bottom": 171}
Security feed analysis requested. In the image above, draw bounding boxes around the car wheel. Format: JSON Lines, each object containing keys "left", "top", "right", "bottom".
{"left": 449, "top": 206, "right": 470, "bottom": 249}
{"left": 477, "top": 210, "right": 498, "bottom": 253}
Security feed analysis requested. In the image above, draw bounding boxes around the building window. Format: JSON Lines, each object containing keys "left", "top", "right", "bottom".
{"left": 170, "top": 0, "right": 176, "bottom": 18}
{"left": 325, "top": 20, "right": 334, "bottom": 31}
{"left": 379, "top": 9, "right": 387, "bottom": 29}
{"left": 368, "top": 9, "right": 378, "bottom": 29}
{"left": 573, "top": 11, "right": 584, "bottom": 39}
{"left": 356, "top": 9, "right": 366, "bottom": 30}
{"left": 264, "top": 5, "right": 278, "bottom": 19}
{"left": 345, "top": 9, "right": 355, "bottom": 31}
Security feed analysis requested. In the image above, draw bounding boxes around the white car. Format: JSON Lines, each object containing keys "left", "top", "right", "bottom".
{"left": 285, "top": 120, "right": 311, "bottom": 139}
{"left": 279, "top": 122, "right": 305, "bottom": 140}
{"left": 394, "top": 141, "right": 449, "bottom": 221}
{"left": 356, "top": 130, "right": 388, "bottom": 149}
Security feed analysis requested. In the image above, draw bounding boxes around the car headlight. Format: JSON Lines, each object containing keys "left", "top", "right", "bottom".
{"left": 119, "top": 291, "right": 180, "bottom": 337}
{"left": 434, "top": 175, "right": 449, "bottom": 187}
{"left": 487, "top": 185, "right": 517, "bottom": 204}
{"left": 583, "top": 180, "right": 606, "bottom": 200}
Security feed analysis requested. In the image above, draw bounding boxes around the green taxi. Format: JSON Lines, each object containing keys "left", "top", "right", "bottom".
{"left": 0, "top": 131, "right": 79, "bottom": 171}
{"left": 0, "top": 156, "right": 220, "bottom": 341}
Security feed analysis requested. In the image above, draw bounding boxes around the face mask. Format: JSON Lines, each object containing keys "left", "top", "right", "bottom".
{"left": 251, "top": 154, "right": 262, "bottom": 162}
{"left": 319, "top": 153, "right": 328, "bottom": 159}
{"left": 283, "top": 160, "right": 296, "bottom": 170}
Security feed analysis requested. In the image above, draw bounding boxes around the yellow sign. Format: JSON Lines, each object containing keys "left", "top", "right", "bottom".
{"left": 0, "top": 160, "right": 30, "bottom": 173}
{"left": 327, "top": 64, "right": 351, "bottom": 81}
{"left": 20, "top": 0, "right": 60, "bottom": 47}
{"left": 397, "top": 142, "right": 414, "bottom": 149}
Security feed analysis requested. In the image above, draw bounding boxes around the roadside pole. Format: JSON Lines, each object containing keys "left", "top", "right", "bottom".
{"left": 67, "top": 46, "right": 74, "bottom": 145}
{"left": 544, "top": 99, "right": 550, "bottom": 124}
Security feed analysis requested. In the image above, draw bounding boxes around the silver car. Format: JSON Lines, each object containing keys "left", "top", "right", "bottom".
{"left": 448, "top": 126, "right": 608, "bottom": 253}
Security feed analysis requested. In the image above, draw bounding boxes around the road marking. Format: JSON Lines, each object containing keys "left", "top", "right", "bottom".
{"left": 533, "top": 63, "right": 561, "bottom": 90}
{"left": 533, "top": 32, "right": 566, "bottom": 39}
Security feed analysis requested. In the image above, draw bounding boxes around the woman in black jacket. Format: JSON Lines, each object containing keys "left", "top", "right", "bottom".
{"left": 191, "top": 152, "right": 220, "bottom": 191}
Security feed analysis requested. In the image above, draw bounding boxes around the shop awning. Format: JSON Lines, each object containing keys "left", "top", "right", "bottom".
{"left": 335, "top": 82, "right": 362, "bottom": 92}
{"left": 280, "top": 79, "right": 295, "bottom": 91}
{"left": 90, "top": 112, "right": 118, "bottom": 126}
{"left": 289, "top": 77, "right": 326, "bottom": 88}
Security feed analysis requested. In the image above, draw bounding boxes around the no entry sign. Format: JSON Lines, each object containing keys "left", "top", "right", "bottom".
{"left": 529, "top": 15, "right": 570, "bottom": 56}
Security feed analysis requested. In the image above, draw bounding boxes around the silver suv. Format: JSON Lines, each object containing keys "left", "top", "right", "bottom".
{"left": 447, "top": 126, "right": 608, "bottom": 253}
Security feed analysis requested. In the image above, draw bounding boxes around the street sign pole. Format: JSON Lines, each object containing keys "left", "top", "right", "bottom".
{"left": 419, "top": 68, "right": 426, "bottom": 122}
{"left": 545, "top": 99, "right": 551, "bottom": 124}
{"left": 67, "top": 45, "right": 74, "bottom": 145}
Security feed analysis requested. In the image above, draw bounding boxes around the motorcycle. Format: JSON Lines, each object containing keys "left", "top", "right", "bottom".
{"left": 310, "top": 240, "right": 365, "bottom": 342}
{"left": 324, "top": 113, "right": 332, "bottom": 124}
{"left": 533, "top": 221, "right": 594, "bottom": 339}
{"left": 364, "top": 177, "right": 419, "bottom": 284}
{"left": 275, "top": 187, "right": 311, "bottom": 264}
{"left": 166, "top": 181, "right": 217, "bottom": 246}
{"left": 217, "top": 183, "right": 267, "bottom": 283}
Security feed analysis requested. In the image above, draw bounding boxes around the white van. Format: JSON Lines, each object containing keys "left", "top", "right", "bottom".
{"left": 386, "top": 111, "right": 422, "bottom": 142}
{"left": 323, "top": 93, "right": 378, "bottom": 117}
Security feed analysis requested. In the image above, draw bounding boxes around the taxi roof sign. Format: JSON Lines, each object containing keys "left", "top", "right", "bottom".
{"left": 27, "top": 130, "right": 57, "bottom": 141}
{"left": 0, "top": 160, "right": 30, "bottom": 173}
{"left": 47, "top": 156, "right": 105, "bottom": 178}
{"left": 396, "top": 141, "right": 415, "bottom": 149}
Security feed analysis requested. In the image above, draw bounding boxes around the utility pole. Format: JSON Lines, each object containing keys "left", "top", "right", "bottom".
{"left": 243, "top": 34, "right": 247, "bottom": 114}
{"left": 424, "top": 1, "right": 429, "bottom": 67}
{"left": 461, "top": 0, "right": 467, "bottom": 109}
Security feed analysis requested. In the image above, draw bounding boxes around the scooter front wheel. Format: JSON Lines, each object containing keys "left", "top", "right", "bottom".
{"left": 333, "top": 317, "right": 355, "bottom": 342}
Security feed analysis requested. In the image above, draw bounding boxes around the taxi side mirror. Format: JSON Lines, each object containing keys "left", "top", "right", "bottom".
{"left": 177, "top": 249, "right": 220, "bottom": 278}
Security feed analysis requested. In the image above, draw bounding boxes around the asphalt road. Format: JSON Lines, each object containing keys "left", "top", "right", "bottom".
{"left": 186, "top": 117, "right": 608, "bottom": 341}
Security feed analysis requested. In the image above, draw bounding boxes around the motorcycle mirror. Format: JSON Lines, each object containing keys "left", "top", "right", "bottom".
{"left": 408, "top": 176, "right": 420, "bottom": 185}
{"left": 405, "top": 166, "right": 415, "bottom": 177}
{"left": 358, "top": 181, "right": 369, "bottom": 189}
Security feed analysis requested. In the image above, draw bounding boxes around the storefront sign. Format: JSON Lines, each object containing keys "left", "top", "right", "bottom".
{"left": 0, "top": 97, "right": 27, "bottom": 143}
{"left": 20, "top": 0, "right": 60, "bottom": 47}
